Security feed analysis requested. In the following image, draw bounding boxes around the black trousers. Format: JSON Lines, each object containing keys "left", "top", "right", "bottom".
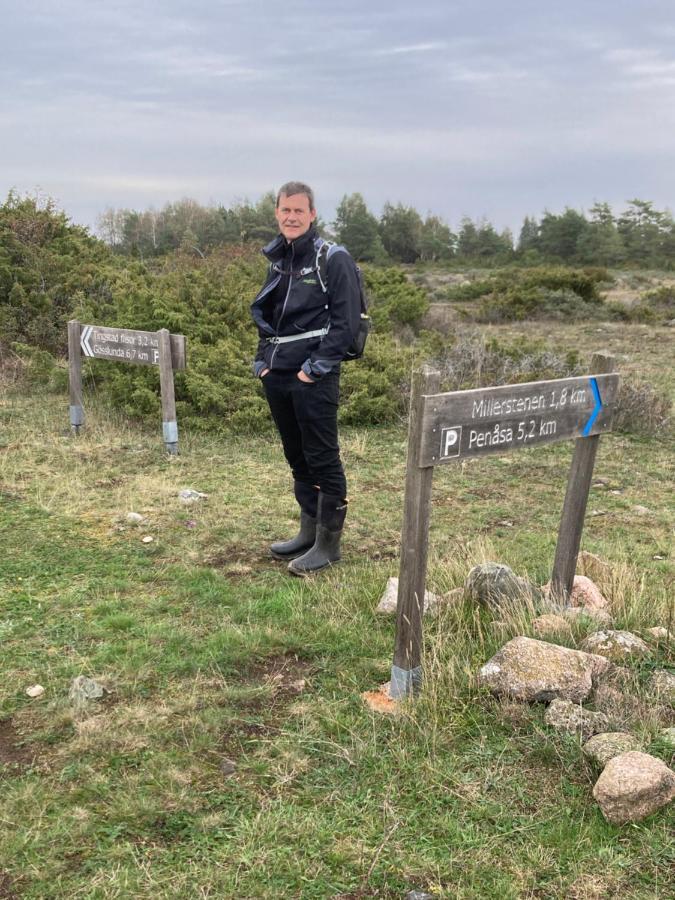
{"left": 262, "top": 370, "right": 347, "bottom": 501}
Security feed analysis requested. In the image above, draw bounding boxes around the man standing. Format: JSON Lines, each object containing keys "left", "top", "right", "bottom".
{"left": 251, "top": 181, "right": 362, "bottom": 575}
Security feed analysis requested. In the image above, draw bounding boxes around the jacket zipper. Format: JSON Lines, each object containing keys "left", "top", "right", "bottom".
{"left": 269, "top": 242, "right": 295, "bottom": 369}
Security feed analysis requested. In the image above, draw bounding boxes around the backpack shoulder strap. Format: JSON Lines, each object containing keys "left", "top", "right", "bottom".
{"left": 314, "top": 239, "right": 334, "bottom": 293}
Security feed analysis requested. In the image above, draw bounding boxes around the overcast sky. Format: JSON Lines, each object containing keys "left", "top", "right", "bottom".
{"left": 2, "top": 0, "right": 675, "bottom": 235}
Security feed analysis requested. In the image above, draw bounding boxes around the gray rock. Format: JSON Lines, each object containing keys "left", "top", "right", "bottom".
{"left": 69, "top": 675, "right": 106, "bottom": 705}
{"left": 581, "top": 630, "right": 651, "bottom": 662}
{"left": 126, "top": 512, "right": 144, "bottom": 523}
{"left": 562, "top": 606, "right": 614, "bottom": 628}
{"left": 583, "top": 732, "right": 643, "bottom": 767}
{"left": 478, "top": 636, "right": 612, "bottom": 703}
{"left": 544, "top": 699, "right": 610, "bottom": 740}
{"left": 179, "top": 489, "right": 208, "bottom": 503}
{"left": 465, "top": 563, "right": 538, "bottom": 611}
{"left": 406, "top": 892, "right": 435, "bottom": 900}
{"left": 593, "top": 751, "right": 675, "bottom": 824}
{"left": 220, "top": 758, "right": 237, "bottom": 776}
{"left": 649, "top": 669, "right": 675, "bottom": 706}
{"left": 375, "top": 576, "right": 441, "bottom": 617}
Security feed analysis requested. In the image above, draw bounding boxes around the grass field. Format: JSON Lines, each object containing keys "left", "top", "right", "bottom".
{"left": 0, "top": 319, "right": 673, "bottom": 898}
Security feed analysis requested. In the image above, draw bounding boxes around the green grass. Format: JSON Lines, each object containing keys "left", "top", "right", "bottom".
{"left": 0, "top": 319, "right": 673, "bottom": 898}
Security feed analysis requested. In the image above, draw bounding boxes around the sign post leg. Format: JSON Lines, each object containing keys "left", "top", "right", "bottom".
{"left": 551, "top": 352, "right": 616, "bottom": 604}
{"left": 67, "top": 319, "right": 84, "bottom": 434}
{"left": 390, "top": 365, "right": 441, "bottom": 699}
{"left": 158, "top": 328, "right": 178, "bottom": 455}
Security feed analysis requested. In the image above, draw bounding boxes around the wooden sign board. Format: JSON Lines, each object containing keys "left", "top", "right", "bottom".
{"left": 79, "top": 324, "right": 186, "bottom": 370}
{"left": 68, "top": 320, "right": 185, "bottom": 454}
{"left": 389, "top": 356, "right": 619, "bottom": 700}
{"left": 419, "top": 373, "right": 619, "bottom": 467}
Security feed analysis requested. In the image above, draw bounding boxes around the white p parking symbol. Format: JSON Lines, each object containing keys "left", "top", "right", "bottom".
{"left": 440, "top": 426, "right": 462, "bottom": 459}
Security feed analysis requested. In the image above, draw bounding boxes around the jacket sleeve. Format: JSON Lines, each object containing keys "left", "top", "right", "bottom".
{"left": 301, "top": 248, "right": 361, "bottom": 380}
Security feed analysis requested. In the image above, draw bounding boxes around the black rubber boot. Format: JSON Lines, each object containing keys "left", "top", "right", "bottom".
{"left": 288, "top": 493, "right": 347, "bottom": 576}
{"left": 269, "top": 482, "right": 318, "bottom": 560}
{"left": 270, "top": 511, "right": 316, "bottom": 560}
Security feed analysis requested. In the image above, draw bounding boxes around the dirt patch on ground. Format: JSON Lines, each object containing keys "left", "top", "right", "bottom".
{"left": 0, "top": 718, "right": 36, "bottom": 773}
{"left": 0, "top": 872, "right": 21, "bottom": 899}
{"left": 219, "top": 653, "right": 314, "bottom": 756}
{"left": 202, "top": 543, "right": 279, "bottom": 574}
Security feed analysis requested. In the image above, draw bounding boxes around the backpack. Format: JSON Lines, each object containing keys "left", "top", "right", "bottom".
{"left": 315, "top": 240, "right": 370, "bottom": 360}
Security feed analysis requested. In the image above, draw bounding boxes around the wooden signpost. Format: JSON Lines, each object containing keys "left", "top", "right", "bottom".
{"left": 68, "top": 320, "right": 187, "bottom": 454}
{"left": 390, "top": 352, "right": 618, "bottom": 699}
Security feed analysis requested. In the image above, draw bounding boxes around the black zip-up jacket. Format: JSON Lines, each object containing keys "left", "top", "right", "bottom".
{"left": 250, "top": 226, "right": 361, "bottom": 380}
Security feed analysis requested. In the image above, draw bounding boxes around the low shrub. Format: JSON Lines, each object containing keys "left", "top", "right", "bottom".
{"left": 363, "top": 266, "right": 430, "bottom": 333}
{"left": 440, "top": 279, "right": 494, "bottom": 302}
{"left": 613, "top": 285, "right": 675, "bottom": 324}
{"left": 612, "top": 378, "right": 672, "bottom": 437}
{"left": 419, "top": 329, "right": 582, "bottom": 391}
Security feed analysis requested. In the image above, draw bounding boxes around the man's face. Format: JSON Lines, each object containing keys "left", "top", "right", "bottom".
{"left": 275, "top": 192, "right": 316, "bottom": 241}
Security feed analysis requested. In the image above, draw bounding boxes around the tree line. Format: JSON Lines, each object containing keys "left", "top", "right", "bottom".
{"left": 98, "top": 194, "right": 675, "bottom": 268}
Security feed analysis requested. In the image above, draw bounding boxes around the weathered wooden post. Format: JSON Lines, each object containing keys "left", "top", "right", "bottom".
{"left": 550, "top": 351, "right": 617, "bottom": 604}
{"left": 67, "top": 319, "right": 84, "bottom": 434}
{"left": 390, "top": 365, "right": 441, "bottom": 699}
{"left": 158, "top": 327, "right": 178, "bottom": 455}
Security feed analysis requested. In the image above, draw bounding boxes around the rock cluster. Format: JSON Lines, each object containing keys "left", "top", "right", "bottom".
{"left": 473, "top": 563, "right": 674, "bottom": 826}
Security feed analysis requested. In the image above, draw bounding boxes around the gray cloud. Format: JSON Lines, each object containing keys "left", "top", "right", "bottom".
{"left": 1, "top": 0, "right": 674, "bottom": 232}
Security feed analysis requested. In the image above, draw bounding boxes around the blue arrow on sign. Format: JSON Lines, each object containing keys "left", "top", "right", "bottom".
{"left": 582, "top": 377, "right": 603, "bottom": 436}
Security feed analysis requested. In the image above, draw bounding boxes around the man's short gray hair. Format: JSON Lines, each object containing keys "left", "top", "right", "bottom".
{"left": 276, "top": 181, "right": 315, "bottom": 210}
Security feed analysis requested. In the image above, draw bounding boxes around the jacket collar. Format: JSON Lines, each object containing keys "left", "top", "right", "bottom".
{"left": 262, "top": 226, "right": 318, "bottom": 263}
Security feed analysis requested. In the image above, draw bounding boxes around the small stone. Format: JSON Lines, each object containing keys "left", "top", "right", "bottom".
{"left": 583, "top": 732, "right": 644, "bottom": 767}
{"left": 649, "top": 669, "right": 675, "bottom": 706}
{"left": 26, "top": 684, "right": 45, "bottom": 698}
{"left": 593, "top": 751, "right": 675, "bottom": 824}
{"left": 179, "top": 489, "right": 208, "bottom": 503}
{"left": 581, "top": 630, "right": 651, "bottom": 663}
{"left": 563, "top": 607, "right": 613, "bottom": 628}
{"left": 631, "top": 505, "right": 651, "bottom": 516}
{"left": 126, "top": 512, "right": 144, "bottom": 523}
{"left": 532, "top": 614, "right": 573, "bottom": 639}
{"left": 141, "top": 535, "right": 154, "bottom": 544}
{"left": 375, "top": 576, "right": 442, "bottom": 616}
{"left": 406, "top": 892, "right": 435, "bottom": 900}
{"left": 544, "top": 699, "right": 610, "bottom": 740}
{"left": 220, "top": 758, "right": 237, "bottom": 776}
{"left": 569, "top": 575, "right": 608, "bottom": 610}
{"left": 657, "top": 727, "right": 675, "bottom": 750}
{"left": 69, "top": 675, "right": 106, "bottom": 705}
{"left": 645, "top": 627, "right": 671, "bottom": 643}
